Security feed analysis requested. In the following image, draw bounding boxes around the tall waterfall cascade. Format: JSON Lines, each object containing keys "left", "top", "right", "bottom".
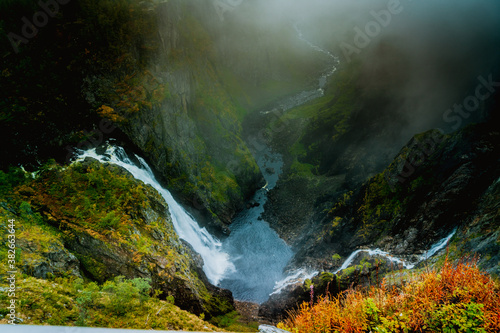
{"left": 75, "top": 146, "right": 234, "bottom": 285}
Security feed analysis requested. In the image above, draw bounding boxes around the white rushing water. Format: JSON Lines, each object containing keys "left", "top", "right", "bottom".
{"left": 420, "top": 229, "right": 456, "bottom": 260}
{"left": 333, "top": 248, "right": 416, "bottom": 274}
{"left": 75, "top": 145, "right": 234, "bottom": 285}
{"left": 219, "top": 148, "right": 294, "bottom": 303}
{"left": 271, "top": 229, "right": 457, "bottom": 295}
{"left": 271, "top": 269, "right": 319, "bottom": 296}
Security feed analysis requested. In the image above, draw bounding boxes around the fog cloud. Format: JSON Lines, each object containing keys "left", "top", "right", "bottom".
{"left": 220, "top": 0, "right": 500, "bottom": 136}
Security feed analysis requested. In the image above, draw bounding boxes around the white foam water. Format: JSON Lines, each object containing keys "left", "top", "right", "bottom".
{"left": 420, "top": 229, "right": 456, "bottom": 260}
{"left": 74, "top": 145, "right": 234, "bottom": 285}
{"left": 333, "top": 248, "right": 414, "bottom": 274}
{"left": 271, "top": 229, "right": 457, "bottom": 296}
{"left": 270, "top": 269, "right": 319, "bottom": 296}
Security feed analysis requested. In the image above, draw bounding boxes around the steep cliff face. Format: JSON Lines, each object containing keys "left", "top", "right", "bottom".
{"left": 0, "top": 158, "right": 234, "bottom": 319}
{"left": 443, "top": 161, "right": 500, "bottom": 277}
{"left": 289, "top": 123, "right": 499, "bottom": 269}
{"left": 0, "top": 0, "right": 327, "bottom": 231}
{"left": 79, "top": 0, "right": 266, "bottom": 231}
{"left": 258, "top": 41, "right": 499, "bottom": 266}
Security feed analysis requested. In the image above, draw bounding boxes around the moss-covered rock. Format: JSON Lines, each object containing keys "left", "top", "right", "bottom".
{"left": 0, "top": 158, "right": 235, "bottom": 319}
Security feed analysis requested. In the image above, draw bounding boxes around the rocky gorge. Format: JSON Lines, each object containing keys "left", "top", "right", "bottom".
{"left": 1, "top": 0, "right": 499, "bottom": 331}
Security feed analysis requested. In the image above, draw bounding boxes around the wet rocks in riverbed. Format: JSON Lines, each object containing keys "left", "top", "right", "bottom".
{"left": 246, "top": 200, "right": 260, "bottom": 209}
{"left": 265, "top": 167, "right": 275, "bottom": 174}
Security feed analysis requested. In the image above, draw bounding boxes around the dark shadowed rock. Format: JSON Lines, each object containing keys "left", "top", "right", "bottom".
{"left": 19, "top": 238, "right": 81, "bottom": 279}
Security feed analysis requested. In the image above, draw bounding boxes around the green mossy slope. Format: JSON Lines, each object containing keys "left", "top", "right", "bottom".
{"left": 0, "top": 157, "right": 235, "bottom": 326}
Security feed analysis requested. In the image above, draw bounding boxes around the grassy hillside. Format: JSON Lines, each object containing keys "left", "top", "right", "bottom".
{"left": 0, "top": 275, "right": 221, "bottom": 331}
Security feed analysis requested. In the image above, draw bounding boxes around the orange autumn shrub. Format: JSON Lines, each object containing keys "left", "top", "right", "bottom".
{"left": 278, "top": 257, "right": 500, "bottom": 333}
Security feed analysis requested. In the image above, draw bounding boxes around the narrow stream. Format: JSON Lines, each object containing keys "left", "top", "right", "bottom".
{"left": 271, "top": 229, "right": 458, "bottom": 296}
{"left": 261, "top": 23, "right": 339, "bottom": 115}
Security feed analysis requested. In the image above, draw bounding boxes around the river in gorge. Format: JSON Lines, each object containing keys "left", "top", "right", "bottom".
{"left": 75, "top": 143, "right": 291, "bottom": 303}
{"left": 75, "top": 141, "right": 457, "bottom": 304}
{"left": 74, "top": 23, "right": 455, "bottom": 304}
{"left": 217, "top": 23, "right": 338, "bottom": 302}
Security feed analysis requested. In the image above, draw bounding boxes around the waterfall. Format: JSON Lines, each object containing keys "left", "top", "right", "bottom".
{"left": 333, "top": 248, "right": 415, "bottom": 274}
{"left": 420, "top": 229, "right": 456, "bottom": 260}
{"left": 271, "top": 229, "right": 457, "bottom": 295}
{"left": 271, "top": 269, "right": 318, "bottom": 296}
{"left": 332, "top": 229, "right": 458, "bottom": 273}
{"left": 73, "top": 144, "right": 293, "bottom": 303}
{"left": 74, "top": 145, "right": 234, "bottom": 285}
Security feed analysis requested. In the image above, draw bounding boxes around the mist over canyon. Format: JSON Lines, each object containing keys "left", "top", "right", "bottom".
{"left": 0, "top": 0, "right": 499, "bottom": 331}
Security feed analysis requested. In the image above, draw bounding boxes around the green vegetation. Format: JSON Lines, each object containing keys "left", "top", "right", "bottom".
{"left": 0, "top": 159, "right": 238, "bottom": 329}
{"left": 209, "top": 310, "right": 259, "bottom": 332}
{"left": 426, "top": 302, "right": 486, "bottom": 333}
{"left": 278, "top": 258, "right": 500, "bottom": 332}
{"left": 340, "top": 261, "right": 372, "bottom": 278}
{"left": 324, "top": 129, "right": 451, "bottom": 242}
{"left": 270, "top": 61, "right": 361, "bottom": 180}
{"left": 356, "top": 172, "right": 403, "bottom": 239}
{"left": 0, "top": 275, "right": 220, "bottom": 331}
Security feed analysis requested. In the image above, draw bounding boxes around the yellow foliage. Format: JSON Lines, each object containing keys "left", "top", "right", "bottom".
{"left": 280, "top": 257, "right": 500, "bottom": 333}
{"left": 97, "top": 105, "right": 126, "bottom": 123}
